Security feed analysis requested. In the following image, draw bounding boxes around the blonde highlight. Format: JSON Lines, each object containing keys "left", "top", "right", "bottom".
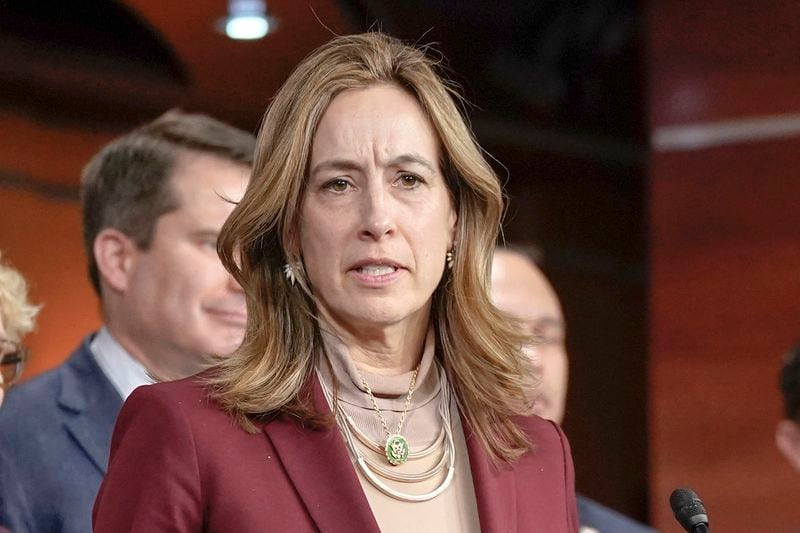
{"left": 0, "top": 252, "right": 40, "bottom": 343}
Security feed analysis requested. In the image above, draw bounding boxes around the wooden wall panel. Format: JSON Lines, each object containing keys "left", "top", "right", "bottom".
{"left": 649, "top": 1, "right": 800, "bottom": 126}
{"left": 0, "top": 110, "right": 112, "bottom": 186}
{"left": 649, "top": 141, "right": 800, "bottom": 531}
{"left": 496, "top": 144, "right": 649, "bottom": 521}
{"left": 650, "top": 140, "right": 800, "bottom": 532}
{"left": 0, "top": 111, "right": 106, "bottom": 378}
{"left": 648, "top": 2, "right": 800, "bottom": 530}
{"left": 0, "top": 187, "right": 100, "bottom": 378}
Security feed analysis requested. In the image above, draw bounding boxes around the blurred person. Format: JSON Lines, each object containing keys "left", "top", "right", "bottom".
{"left": 0, "top": 252, "right": 40, "bottom": 407}
{"left": 776, "top": 344, "right": 800, "bottom": 471}
{"left": 492, "top": 247, "right": 656, "bottom": 533}
{"left": 0, "top": 253, "right": 39, "bottom": 533}
{"left": 93, "top": 33, "right": 579, "bottom": 532}
{"left": 0, "top": 111, "right": 255, "bottom": 533}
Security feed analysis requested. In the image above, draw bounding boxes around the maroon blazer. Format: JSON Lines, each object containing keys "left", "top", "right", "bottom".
{"left": 93, "top": 375, "right": 578, "bottom": 532}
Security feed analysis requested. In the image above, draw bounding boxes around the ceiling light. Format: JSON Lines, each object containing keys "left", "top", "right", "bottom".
{"left": 219, "top": 0, "right": 273, "bottom": 41}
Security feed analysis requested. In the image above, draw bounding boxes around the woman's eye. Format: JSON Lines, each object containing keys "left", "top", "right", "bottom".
{"left": 530, "top": 325, "right": 563, "bottom": 346}
{"left": 397, "top": 174, "right": 423, "bottom": 188}
{"left": 193, "top": 238, "right": 217, "bottom": 253}
{"left": 323, "top": 178, "right": 350, "bottom": 193}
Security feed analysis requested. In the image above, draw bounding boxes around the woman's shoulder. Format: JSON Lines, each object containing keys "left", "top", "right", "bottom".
{"left": 513, "top": 414, "right": 572, "bottom": 464}
{"left": 508, "top": 416, "right": 578, "bottom": 530}
{"left": 108, "top": 372, "right": 261, "bottom": 468}
{"left": 515, "top": 413, "right": 566, "bottom": 439}
{"left": 120, "top": 372, "right": 231, "bottom": 430}
{"left": 128, "top": 373, "right": 212, "bottom": 407}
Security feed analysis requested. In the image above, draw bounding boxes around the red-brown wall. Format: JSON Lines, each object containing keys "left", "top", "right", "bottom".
{"left": 648, "top": 2, "right": 800, "bottom": 530}
{"left": 650, "top": 141, "right": 800, "bottom": 531}
{"left": 0, "top": 110, "right": 108, "bottom": 377}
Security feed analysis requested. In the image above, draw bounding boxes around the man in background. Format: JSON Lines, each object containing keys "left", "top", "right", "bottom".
{"left": 0, "top": 110, "right": 255, "bottom": 533}
{"left": 491, "top": 247, "right": 655, "bottom": 533}
{"left": 776, "top": 344, "right": 800, "bottom": 471}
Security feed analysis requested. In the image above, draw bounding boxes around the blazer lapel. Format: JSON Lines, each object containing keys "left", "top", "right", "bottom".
{"left": 264, "top": 375, "right": 380, "bottom": 533}
{"left": 463, "top": 414, "right": 518, "bottom": 533}
{"left": 58, "top": 340, "right": 123, "bottom": 474}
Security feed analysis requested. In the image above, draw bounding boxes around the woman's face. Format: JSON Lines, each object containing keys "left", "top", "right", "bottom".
{"left": 300, "top": 83, "right": 456, "bottom": 333}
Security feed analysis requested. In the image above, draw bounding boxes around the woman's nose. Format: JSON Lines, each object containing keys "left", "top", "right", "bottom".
{"left": 358, "top": 186, "right": 396, "bottom": 241}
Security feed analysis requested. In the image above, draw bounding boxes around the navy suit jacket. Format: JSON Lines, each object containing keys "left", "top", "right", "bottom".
{"left": 578, "top": 495, "right": 656, "bottom": 533}
{"left": 0, "top": 335, "right": 122, "bottom": 533}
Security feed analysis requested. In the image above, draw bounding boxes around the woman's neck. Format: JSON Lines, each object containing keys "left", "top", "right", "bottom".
{"left": 317, "top": 305, "right": 431, "bottom": 376}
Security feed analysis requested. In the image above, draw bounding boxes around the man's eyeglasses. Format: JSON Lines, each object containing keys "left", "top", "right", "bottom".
{"left": 0, "top": 339, "right": 27, "bottom": 387}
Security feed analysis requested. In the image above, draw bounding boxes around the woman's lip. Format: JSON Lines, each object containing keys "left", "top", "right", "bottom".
{"left": 348, "top": 258, "right": 403, "bottom": 270}
{"left": 348, "top": 266, "right": 405, "bottom": 286}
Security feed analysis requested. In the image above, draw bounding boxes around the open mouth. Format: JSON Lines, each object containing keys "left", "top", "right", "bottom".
{"left": 356, "top": 264, "right": 398, "bottom": 276}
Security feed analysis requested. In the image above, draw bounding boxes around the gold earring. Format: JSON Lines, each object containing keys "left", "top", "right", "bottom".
{"left": 446, "top": 249, "right": 455, "bottom": 270}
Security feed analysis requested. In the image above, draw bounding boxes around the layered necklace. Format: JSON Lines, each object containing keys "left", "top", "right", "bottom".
{"left": 318, "top": 363, "right": 456, "bottom": 503}
{"left": 359, "top": 363, "right": 419, "bottom": 466}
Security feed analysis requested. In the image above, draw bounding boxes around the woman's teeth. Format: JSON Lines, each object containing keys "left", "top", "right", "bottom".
{"left": 358, "top": 265, "right": 397, "bottom": 276}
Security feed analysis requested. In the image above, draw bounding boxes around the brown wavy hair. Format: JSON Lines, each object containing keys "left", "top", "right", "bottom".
{"left": 211, "top": 32, "right": 535, "bottom": 463}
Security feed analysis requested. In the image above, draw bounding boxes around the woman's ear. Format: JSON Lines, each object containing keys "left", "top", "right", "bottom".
{"left": 775, "top": 419, "right": 800, "bottom": 471}
{"left": 447, "top": 206, "right": 458, "bottom": 251}
{"left": 93, "top": 228, "right": 137, "bottom": 294}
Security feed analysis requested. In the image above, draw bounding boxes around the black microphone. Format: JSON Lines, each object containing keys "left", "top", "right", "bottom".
{"left": 669, "top": 488, "right": 710, "bottom": 532}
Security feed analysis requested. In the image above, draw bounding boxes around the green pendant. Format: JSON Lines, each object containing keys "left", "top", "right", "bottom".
{"left": 385, "top": 434, "right": 410, "bottom": 465}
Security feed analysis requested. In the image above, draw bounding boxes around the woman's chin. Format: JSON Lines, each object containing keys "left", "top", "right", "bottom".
{"left": 348, "top": 308, "right": 407, "bottom": 328}
{"left": 332, "top": 301, "right": 420, "bottom": 330}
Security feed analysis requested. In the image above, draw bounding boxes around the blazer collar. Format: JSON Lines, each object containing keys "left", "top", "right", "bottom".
{"left": 263, "top": 375, "right": 381, "bottom": 533}
{"left": 264, "top": 374, "right": 519, "bottom": 533}
{"left": 57, "top": 335, "right": 124, "bottom": 474}
{"left": 463, "top": 413, "right": 518, "bottom": 533}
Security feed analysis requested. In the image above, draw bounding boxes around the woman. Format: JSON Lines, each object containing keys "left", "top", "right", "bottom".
{"left": 93, "top": 32, "right": 578, "bottom": 532}
{"left": 0, "top": 252, "right": 39, "bottom": 533}
{"left": 0, "top": 252, "right": 39, "bottom": 407}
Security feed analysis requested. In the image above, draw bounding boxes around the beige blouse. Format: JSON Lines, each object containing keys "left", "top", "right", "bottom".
{"left": 317, "top": 327, "right": 481, "bottom": 533}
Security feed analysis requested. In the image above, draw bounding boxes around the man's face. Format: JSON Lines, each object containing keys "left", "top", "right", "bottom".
{"left": 120, "top": 152, "right": 249, "bottom": 378}
{"left": 491, "top": 250, "right": 568, "bottom": 424}
{"left": 775, "top": 418, "right": 800, "bottom": 472}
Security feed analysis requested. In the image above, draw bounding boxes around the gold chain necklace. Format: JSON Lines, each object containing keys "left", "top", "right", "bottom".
{"left": 358, "top": 362, "right": 420, "bottom": 466}
{"left": 318, "top": 364, "right": 456, "bottom": 502}
{"left": 345, "top": 412, "right": 445, "bottom": 460}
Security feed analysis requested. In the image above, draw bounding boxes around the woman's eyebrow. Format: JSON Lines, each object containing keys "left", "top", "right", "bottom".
{"left": 310, "top": 153, "right": 436, "bottom": 177}
{"left": 309, "top": 158, "right": 362, "bottom": 176}
{"left": 189, "top": 229, "right": 219, "bottom": 240}
{"left": 387, "top": 153, "right": 436, "bottom": 172}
